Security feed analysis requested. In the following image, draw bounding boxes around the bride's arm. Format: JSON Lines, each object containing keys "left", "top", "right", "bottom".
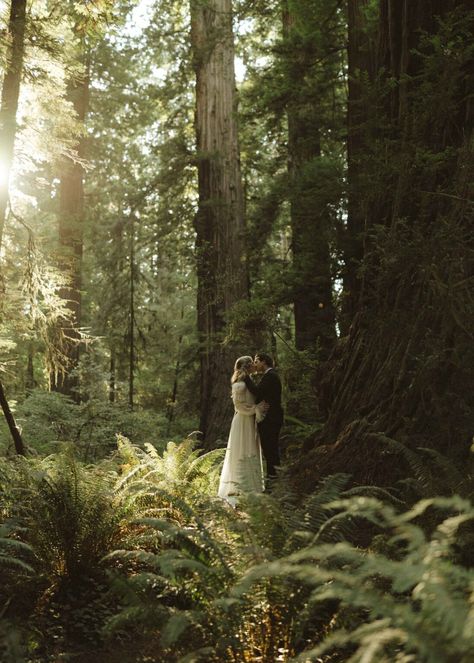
{"left": 232, "top": 384, "right": 268, "bottom": 421}
{"left": 232, "top": 383, "right": 259, "bottom": 415}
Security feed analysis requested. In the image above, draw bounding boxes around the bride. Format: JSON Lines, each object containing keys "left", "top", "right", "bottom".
{"left": 218, "top": 356, "right": 268, "bottom": 506}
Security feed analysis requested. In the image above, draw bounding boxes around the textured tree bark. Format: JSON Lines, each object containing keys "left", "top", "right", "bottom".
{"left": 128, "top": 213, "right": 135, "bottom": 410}
{"left": 109, "top": 351, "right": 116, "bottom": 403}
{"left": 284, "top": 4, "right": 336, "bottom": 358}
{"left": 166, "top": 337, "right": 182, "bottom": 436}
{"left": 166, "top": 302, "right": 184, "bottom": 436}
{"left": 0, "top": 0, "right": 26, "bottom": 248}
{"left": 0, "top": 0, "right": 27, "bottom": 455}
{"left": 51, "top": 50, "right": 90, "bottom": 399}
{"left": 376, "top": 0, "right": 454, "bottom": 126}
{"left": 295, "top": 0, "right": 474, "bottom": 491}
{"left": 343, "top": 0, "right": 376, "bottom": 327}
{"left": 190, "top": 0, "right": 248, "bottom": 446}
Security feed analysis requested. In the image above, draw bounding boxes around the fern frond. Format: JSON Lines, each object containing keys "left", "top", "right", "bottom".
{"left": 417, "top": 447, "right": 467, "bottom": 493}
{"left": 0, "top": 526, "right": 35, "bottom": 575}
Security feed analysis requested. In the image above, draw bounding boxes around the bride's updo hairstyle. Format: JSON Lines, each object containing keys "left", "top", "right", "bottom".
{"left": 231, "top": 355, "right": 253, "bottom": 384}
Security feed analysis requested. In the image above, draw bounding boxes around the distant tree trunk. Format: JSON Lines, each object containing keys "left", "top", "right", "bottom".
{"left": 51, "top": 48, "right": 90, "bottom": 399}
{"left": 166, "top": 337, "right": 182, "bottom": 437}
{"left": 0, "top": 0, "right": 26, "bottom": 248}
{"left": 342, "top": 0, "right": 375, "bottom": 328}
{"left": 0, "top": 0, "right": 27, "bottom": 456}
{"left": 284, "top": 4, "right": 336, "bottom": 358}
{"left": 109, "top": 351, "right": 115, "bottom": 403}
{"left": 190, "top": 0, "right": 248, "bottom": 446}
{"left": 166, "top": 302, "right": 184, "bottom": 436}
{"left": 25, "top": 346, "right": 35, "bottom": 391}
{"left": 108, "top": 214, "right": 124, "bottom": 404}
{"left": 128, "top": 213, "right": 135, "bottom": 410}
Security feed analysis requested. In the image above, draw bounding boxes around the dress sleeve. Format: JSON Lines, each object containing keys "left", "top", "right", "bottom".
{"left": 232, "top": 383, "right": 256, "bottom": 415}
{"left": 231, "top": 382, "right": 264, "bottom": 417}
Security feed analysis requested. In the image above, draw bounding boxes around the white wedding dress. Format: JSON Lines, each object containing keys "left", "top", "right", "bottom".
{"left": 218, "top": 381, "right": 265, "bottom": 506}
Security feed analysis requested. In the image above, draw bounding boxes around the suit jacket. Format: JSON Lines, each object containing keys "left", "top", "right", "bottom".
{"left": 245, "top": 369, "right": 284, "bottom": 427}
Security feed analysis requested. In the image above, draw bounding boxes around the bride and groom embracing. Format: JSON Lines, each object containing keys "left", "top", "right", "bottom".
{"left": 218, "top": 353, "right": 284, "bottom": 506}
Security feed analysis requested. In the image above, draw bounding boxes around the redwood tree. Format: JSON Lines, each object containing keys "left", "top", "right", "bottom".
{"left": 0, "top": 0, "right": 27, "bottom": 455}
{"left": 190, "top": 0, "right": 248, "bottom": 446}
{"left": 0, "top": 0, "right": 26, "bottom": 248}
{"left": 342, "top": 0, "right": 376, "bottom": 327}
{"left": 297, "top": 0, "right": 474, "bottom": 490}
{"left": 50, "top": 47, "right": 90, "bottom": 398}
{"left": 283, "top": 0, "right": 341, "bottom": 357}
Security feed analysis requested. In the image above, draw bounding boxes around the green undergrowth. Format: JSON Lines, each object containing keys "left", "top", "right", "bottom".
{"left": 0, "top": 438, "right": 473, "bottom": 662}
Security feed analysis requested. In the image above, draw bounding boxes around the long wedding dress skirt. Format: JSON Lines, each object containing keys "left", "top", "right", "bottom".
{"left": 218, "top": 381, "right": 265, "bottom": 506}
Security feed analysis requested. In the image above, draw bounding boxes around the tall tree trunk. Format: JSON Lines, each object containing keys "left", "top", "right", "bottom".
{"left": 343, "top": 0, "right": 375, "bottom": 328}
{"left": 128, "top": 213, "right": 135, "bottom": 410}
{"left": 0, "top": 0, "right": 26, "bottom": 247}
{"left": 0, "top": 0, "right": 27, "bottom": 456}
{"left": 51, "top": 49, "right": 90, "bottom": 399}
{"left": 284, "top": 4, "right": 336, "bottom": 358}
{"left": 190, "top": 0, "right": 248, "bottom": 446}
{"left": 109, "top": 350, "right": 116, "bottom": 403}
{"left": 166, "top": 301, "right": 185, "bottom": 436}
{"left": 25, "top": 345, "right": 35, "bottom": 392}
{"left": 166, "top": 336, "right": 182, "bottom": 437}
{"left": 296, "top": 1, "right": 473, "bottom": 491}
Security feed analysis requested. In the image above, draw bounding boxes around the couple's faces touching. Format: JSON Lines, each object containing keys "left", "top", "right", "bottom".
{"left": 249, "top": 356, "right": 265, "bottom": 374}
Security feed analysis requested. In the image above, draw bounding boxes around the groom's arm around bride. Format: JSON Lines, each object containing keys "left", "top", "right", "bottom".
{"left": 244, "top": 353, "right": 284, "bottom": 482}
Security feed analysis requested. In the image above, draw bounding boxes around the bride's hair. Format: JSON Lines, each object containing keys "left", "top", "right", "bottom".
{"left": 231, "top": 355, "right": 253, "bottom": 384}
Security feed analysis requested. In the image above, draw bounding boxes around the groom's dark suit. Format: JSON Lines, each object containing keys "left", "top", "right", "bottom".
{"left": 245, "top": 369, "right": 283, "bottom": 479}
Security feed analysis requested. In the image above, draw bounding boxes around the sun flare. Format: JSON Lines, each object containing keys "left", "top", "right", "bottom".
{"left": 0, "top": 158, "right": 10, "bottom": 189}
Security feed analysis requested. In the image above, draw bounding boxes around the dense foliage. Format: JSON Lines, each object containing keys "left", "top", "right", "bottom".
{"left": 1, "top": 440, "right": 473, "bottom": 661}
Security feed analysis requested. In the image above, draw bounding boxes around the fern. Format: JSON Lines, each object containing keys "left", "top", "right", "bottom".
{"left": 416, "top": 447, "right": 473, "bottom": 497}
{"left": 378, "top": 434, "right": 472, "bottom": 499}
{"left": 104, "top": 444, "right": 380, "bottom": 662}
{"left": 2, "top": 436, "right": 471, "bottom": 663}
{"left": 114, "top": 435, "right": 224, "bottom": 503}
{"left": 21, "top": 453, "right": 124, "bottom": 582}
{"left": 232, "top": 496, "right": 474, "bottom": 663}
{"left": 0, "top": 527, "right": 34, "bottom": 575}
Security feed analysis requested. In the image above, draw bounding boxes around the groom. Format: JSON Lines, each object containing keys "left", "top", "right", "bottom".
{"left": 245, "top": 353, "right": 284, "bottom": 483}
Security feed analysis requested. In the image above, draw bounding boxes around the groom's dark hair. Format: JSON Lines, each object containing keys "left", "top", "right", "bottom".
{"left": 255, "top": 352, "right": 274, "bottom": 367}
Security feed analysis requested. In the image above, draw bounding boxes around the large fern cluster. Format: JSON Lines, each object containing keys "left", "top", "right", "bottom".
{"left": 0, "top": 451, "right": 124, "bottom": 584}
{"left": 103, "top": 441, "right": 474, "bottom": 663}
{"left": 1, "top": 438, "right": 473, "bottom": 662}
{"left": 0, "top": 459, "right": 35, "bottom": 591}
{"left": 114, "top": 434, "right": 225, "bottom": 507}
{"left": 27, "top": 453, "right": 124, "bottom": 582}
{"left": 235, "top": 495, "right": 474, "bottom": 662}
